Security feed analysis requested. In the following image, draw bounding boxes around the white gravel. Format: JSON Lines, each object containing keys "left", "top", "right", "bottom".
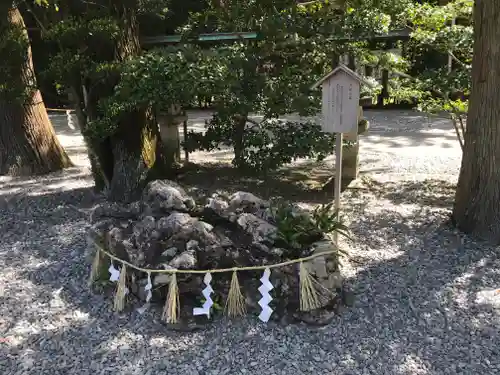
{"left": 1, "top": 110, "right": 499, "bottom": 375}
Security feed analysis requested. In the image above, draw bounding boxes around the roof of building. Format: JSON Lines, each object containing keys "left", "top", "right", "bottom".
{"left": 141, "top": 29, "right": 410, "bottom": 46}
{"left": 311, "top": 64, "right": 375, "bottom": 89}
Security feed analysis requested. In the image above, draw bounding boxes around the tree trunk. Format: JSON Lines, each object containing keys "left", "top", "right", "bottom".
{"left": 452, "top": 0, "right": 500, "bottom": 242}
{"left": 84, "top": 6, "right": 171, "bottom": 202}
{"left": 377, "top": 69, "right": 390, "bottom": 108}
{"left": 0, "top": 8, "right": 71, "bottom": 176}
{"left": 232, "top": 114, "right": 247, "bottom": 169}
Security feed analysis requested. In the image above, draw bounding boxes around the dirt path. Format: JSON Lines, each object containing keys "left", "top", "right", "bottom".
{"left": 49, "top": 109, "right": 460, "bottom": 178}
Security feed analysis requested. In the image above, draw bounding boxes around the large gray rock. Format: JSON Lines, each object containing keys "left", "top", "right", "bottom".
{"left": 237, "top": 213, "right": 277, "bottom": 243}
{"left": 205, "top": 194, "right": 229, "bottom": 216}
{"left": 156, "top": 212, "right": 192, "bottom": 237}
{"left": 143, "top": 180, "right": 195, "bottom": 213}
{"left": 169, "top": 250, "right": 197, "bottom": 269}
{"left": 228, "top": 191, "right": 268, "bottom": 212}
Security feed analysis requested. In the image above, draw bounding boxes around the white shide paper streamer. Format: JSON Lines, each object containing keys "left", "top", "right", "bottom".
{"left": 258, "top": 268, "right": 273, "bottom": 322}
{"left": 109, "top": 264, "right": 120, "bottom": 282}
{"left": 137, "top": 272, "right": 153, "bottom": 315}
{"left": 193, "top": 273, "right": 214, "bottom": 318}
{"left": 144, "top": 272, "right": 153, "bottom": 302}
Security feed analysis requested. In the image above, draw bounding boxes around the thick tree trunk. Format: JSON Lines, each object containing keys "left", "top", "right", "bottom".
{"left": 83, "top": 6, "right": 171, "bottom": 202}
{"left": 108, "top": 107, "right": 166, "bottom": 202}
{"left": 0, "top": 8, "right": 71, "bottom": 176}
{"left": 452, "top": 0, "right": 500, "bottom": 242}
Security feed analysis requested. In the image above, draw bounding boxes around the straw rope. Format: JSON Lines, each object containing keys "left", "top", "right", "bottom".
{"left": 91, "top": 241, "right": 338, "bottom": 274}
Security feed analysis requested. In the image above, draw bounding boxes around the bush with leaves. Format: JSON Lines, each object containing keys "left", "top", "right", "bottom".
{"left": 241, "top": 120, "right": 338, "bottom": 173}
{"left": 268, "top": 199, "right": 350, "bottom": 256}
{"left": 86, "top": 46, "right": 209, "bottom": 139}
{"left": 179, "top": 0, "right": 410, "bottom": 171}
{"left": 185, "top": 117, "right": 337, "bottom": 173}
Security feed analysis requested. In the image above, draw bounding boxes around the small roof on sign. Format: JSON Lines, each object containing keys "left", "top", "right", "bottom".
{"left": 311, "top": 64, "right": 375, "bottom": 90}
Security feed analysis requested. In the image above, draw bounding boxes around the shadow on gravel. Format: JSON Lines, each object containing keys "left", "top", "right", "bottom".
{"left": 338, "top": 181, "right": 500, "bottom": 374}
{"left": 355, "top": 178, "right": 457, "bottom": 208}
{"left": 0, "top": 168, "right": 91, "bottom": 200}
{"left": 178, "top": 161, "right": 362, "bottom": 206}
{"left": 2, "top": 168, "right": 499, "bottom": 375}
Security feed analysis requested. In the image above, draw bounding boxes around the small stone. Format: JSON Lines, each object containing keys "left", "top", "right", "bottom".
{"left": 157, "top": 213, "right": 192, "bottom": 236}
{"left": 205, "top": 195, "right": 229, "bottom": 214}
{"left": 199, "top": 221, "right": 214, "bottom": 231}
{"left": 169, "top": 250, "right": 197, "bottom": 269}
{"left": 219, "top": 236, "right": 233, "bottom": 247}
{"left": 162, "top": 247, "right": 178, "bottom": 258}
{"left": 141, "top": 216, "right": 156, "bottom": 231}
{"left": 271, "top": 248, "right": 285, "bottom": 257}
{"left": 253, "top": 242, "right": 270, "bottom": 253}
{"left": 186, "top": 240, "right": 199, "bottom": 251}
{"left": 154, "top": 274, "right": 171, "bottom": 286}
{"left": 229, "top": 191, "right": 268, "bottom": 211}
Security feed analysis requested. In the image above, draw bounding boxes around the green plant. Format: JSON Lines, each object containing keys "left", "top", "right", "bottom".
{"left": 271, "top": 200, "right": 352, "bottom": 253}
{"left": 271, "top": 200, "right": 320, "bottom": 251}
{"left": 393, "top": 0, "right": 473, "bottom": 148}
{"left": 311, "top": 202, "right": 351, "bottom": 240}
{"left": 199, "top": 296, "right": 223, "bottom": 314}
{"left": 179, "top": 0, "right": 400, "bottom": 171}
{"left": 185, "top": 118, "right": 337, "bottom": 173}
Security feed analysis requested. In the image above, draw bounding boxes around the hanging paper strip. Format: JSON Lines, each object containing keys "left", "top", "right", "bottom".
{"left": 258, "top": 268, "right": 274, "bottom": 322}
{"left": 145, "top": 272, "right": 153, "bottom": 303}
{"left": 109, "top": 263, "right": 120, "bottom": 282}
{"left": 137, "top": 272, "right": 153, "bottom": 315}
{"left": 193, "top": 273, "right": 214, "bottom": 318}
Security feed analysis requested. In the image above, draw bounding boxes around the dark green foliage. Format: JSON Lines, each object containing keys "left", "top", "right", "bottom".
{"left": 185, "top": 118, "right": 336, "bottom": 173}
{"left": 84, "top": 46, "right": 206, "bottom": 139}
{"left": 270, "top": 200, "right": 350, "bottom": 254}
{"left": 272, "top": 200, "right": 322, "bottom": 251}
{"left": 395, "top": 0, "right": 472, "bottom": 130}
{"left": 311, "top": 202, "right": 350, "bottom": 239}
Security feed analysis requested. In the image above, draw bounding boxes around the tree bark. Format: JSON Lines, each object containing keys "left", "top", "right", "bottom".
{"left": 84, "top": 6, "right": 172, "bottom": 202}
{"left": 452, "top": 0, "right": 500, "bottom": 242}
{"left": 0, "top": 8, "right": 71, "bottom": 176}
{"left": 232, "top": 114, "right": 247, "bottom": 169}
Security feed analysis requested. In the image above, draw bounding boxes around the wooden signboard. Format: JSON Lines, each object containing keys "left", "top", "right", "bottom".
{"left": 312, "top": 65, "right": 367, "bottom": 134}
{"left": 311, "top": 64, "right": 372, "bottom": 246}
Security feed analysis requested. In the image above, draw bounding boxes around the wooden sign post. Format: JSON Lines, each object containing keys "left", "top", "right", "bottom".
{"left": 312, "top": 65, "right": 372, "bottom": 247}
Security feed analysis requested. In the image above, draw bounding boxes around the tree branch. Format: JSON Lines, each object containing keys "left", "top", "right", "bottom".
{"left": 448, "top": 51, "right": 471, "bottom": 70}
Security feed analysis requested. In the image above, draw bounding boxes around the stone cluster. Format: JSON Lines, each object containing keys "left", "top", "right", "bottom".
{"left": 88, "top": 180, "right": 342, "bottom": 320}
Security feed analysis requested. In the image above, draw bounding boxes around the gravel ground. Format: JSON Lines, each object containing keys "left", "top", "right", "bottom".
{"left": 1, "top": 110, "right": 499, "bottom": 375}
